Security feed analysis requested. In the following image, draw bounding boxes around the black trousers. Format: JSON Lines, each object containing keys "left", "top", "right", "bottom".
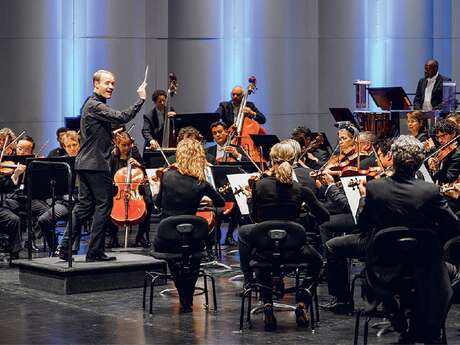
{"left": 325, "top": 233, "right": 369, "bottom": 301}
{"left": 61, "top": 170, "right": 113, "bottom": 257}
{"left": 0, "top": 207, "right": 21, "bottom": 253}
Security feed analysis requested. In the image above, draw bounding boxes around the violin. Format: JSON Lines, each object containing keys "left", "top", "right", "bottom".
{"left": 298, "top": 133, "right": 325, "bottom": 163}
{"left": 425, "top": 134, "right": 460, "bottom": 173}
{"left": 0, "top": 161, "right": 19, "bottom": 175}
{"left": 440, "top": 179, "right": 460, "bottom": 199}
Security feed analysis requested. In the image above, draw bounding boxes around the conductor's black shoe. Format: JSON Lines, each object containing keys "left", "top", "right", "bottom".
{"left": 85, "top": 253, "right": 116, "bottom": 262}
{"left": 57, "top": 250, "right": 74, "bottom": 262}
{"left": 320, "top": 296, "right": 354, "bottom": 314}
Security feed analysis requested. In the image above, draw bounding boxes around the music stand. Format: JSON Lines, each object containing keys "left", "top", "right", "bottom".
{"left": 173, "top": 112, "right": 220, "bottom": 142}
{"left": 249, "top": 134, "right": 280, "bottom": 161}
{"left": 25, "top": 157, "right": 75, "bottom": 266}
{"left": 210, "top": 165, "right": 246, "bottom": 202}
{"left": 64, "top": 116, "right": 81, "bottom": 131}
{"left": 329, "top": 108, "right": 361, "bottom": 129}
{"left": 143, "top": 149, "right": 177, "bottom": 168}
{"left": 368, "top": 86, "right": 412, "bottom": 111}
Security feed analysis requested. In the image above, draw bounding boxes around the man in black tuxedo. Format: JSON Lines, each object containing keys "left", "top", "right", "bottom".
{"left": 322, "top": 136, "right": 459, "bottom": 343}
{"left": 141, "top": 89, "right": 176, "bottom": 152}
{"left": 413, "top": 59, "right": 451, "bottom": 111}
{"left": 58, "top": 70, "right": 146, "bottom": 262}
{"left": 215, "top": 85, "right": 266, "bottom": 128}
{"left": 206, "top": 121, "right": 248, "bottom": 163}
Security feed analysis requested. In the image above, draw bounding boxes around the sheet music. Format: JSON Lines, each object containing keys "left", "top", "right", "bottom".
{"left": 227, "top": 173, "right": 258, "bottom": 215}
{"left": 145, "top": 169, "right": 160, "bottom": 196}
{"left": 340, "top": 175, "right": 366, "bottom": 224}
{"left": 418, "top": 164, "right": 434, "bottom": 183}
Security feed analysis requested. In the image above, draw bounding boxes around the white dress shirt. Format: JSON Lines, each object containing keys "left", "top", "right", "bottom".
{"left": 423, "top": 73, "right": 439, "bottom": 111}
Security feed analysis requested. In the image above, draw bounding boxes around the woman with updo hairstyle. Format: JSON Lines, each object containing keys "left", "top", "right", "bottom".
{"left": 237, "top": 142, "right": 329, "bottom": 331}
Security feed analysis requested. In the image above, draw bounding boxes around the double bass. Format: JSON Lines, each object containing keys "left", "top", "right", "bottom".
{"left": 161, "top": 73, "right": 178, "bottom": 148}
{"left": 229, "top": 76, "right": 266, "bottom": 164}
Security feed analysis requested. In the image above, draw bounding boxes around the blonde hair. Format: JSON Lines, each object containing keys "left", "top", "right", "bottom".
{"left": 270, "top": 142, "right": 296, "bottom": 184}
{"left": 176, "top": 138, "right": 207, "bottom": 183}
{"left": 281, "top": 138, "right": 301, "bottom": 161}
{"left": 64, "top": 130, "right": 80, "bottom": 143}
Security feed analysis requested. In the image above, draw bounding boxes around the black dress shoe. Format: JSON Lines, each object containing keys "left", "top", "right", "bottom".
{"left": 85, "top": 253, "right": 116, "bottom": 262}
{"left": 320, "top": 296, "right": 354, "bottom": 314}
{"left": 134, "top": 235, "right": 149, "bottom": 248}
{"left": 263, "top": 303, "right": 277, "bottom": 331}
{"left": 57, "top": 248, "right": 73, "bottom": 261}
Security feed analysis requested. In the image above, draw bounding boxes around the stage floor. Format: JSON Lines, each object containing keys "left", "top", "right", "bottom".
{"left": 1, "top": 250, "right": 460, "bottom": 345}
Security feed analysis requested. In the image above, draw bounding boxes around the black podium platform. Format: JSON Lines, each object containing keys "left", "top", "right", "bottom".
{"left": 14, "top": 252, "right": 166, "bottom": 294}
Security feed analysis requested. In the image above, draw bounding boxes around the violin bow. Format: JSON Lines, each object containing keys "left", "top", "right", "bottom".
{"left": 423, "top": 134, "right": 460, "bottom": 162}
{"left": 238, "top": 146, "right": 264, "bottom": 174}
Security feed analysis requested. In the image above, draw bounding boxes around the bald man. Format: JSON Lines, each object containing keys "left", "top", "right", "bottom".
{"left": 413, "top": 59, "right": 451, "bottom": 111}
{"left": 215, "top": 85, "right": 266, "bottom": 128}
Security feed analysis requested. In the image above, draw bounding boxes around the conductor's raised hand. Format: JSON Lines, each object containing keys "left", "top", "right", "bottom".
{"left": 137, "top": 81, "right": 147, "bottom": 100}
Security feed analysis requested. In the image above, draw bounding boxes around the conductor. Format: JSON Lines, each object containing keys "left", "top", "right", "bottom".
{"left": 58, "top": 69, "right": 147, "bottom": 261}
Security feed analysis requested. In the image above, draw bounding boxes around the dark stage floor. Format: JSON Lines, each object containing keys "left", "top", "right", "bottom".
{"left": 1, "top": 248, "right": 460, "bottom": 345}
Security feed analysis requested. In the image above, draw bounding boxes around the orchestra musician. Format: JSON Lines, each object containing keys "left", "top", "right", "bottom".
{"left": 154, "top": 138, "right": 225, "bottom": 312}
{"left": 108, "top": 131, "right": 153, "bottom": 248}
{"left": 206, "top": 121, "right": 248, "bottom": 162}
{"left": 15, "top": 135, "right": 35, "bottom": 156}
{"left": 446, "top": 112, "right": 460, "bottom": 131}
{"left": 57, "top": 69, "right": 147, "bottom": 262}
{"left": 323, "top": 136, "right": 459, "bottom": 345}
{"left": 38, "top": 131, "right": 81, "bottom": 254}
{"left": 427, "top": 119, "right": 460, "bottom": 185}
{"left": 47, "top": 127, "right": 68, "bottom": 158}
{"left": 215, "top": 85, "right": 266, "bottom": 128}
{"left": 237, "top": 142, "right": 329, "bottom": 330}
{"left": 406, "top": 111, "right": 429, "bottom": 142}
{"left": 291, "top": 126, "right": 329, "bottom": 169}
{"left": 142, "top": 89, "right": 176, "bottom": 152}
{"left": 357, "top": 131, "right": 377, "bottom": 169}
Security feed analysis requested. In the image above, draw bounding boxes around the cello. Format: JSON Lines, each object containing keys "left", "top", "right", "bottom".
{"left": 229, "top": 76, "right": 266, "bottom": 165}
{"left": 110, "top": 133, "right": 147, "bottom": 248}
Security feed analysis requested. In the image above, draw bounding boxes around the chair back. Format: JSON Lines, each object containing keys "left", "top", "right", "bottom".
{"left": 156, "top": 215, "right": 209, "bottom": 254}
{"left": 257, "top": 202, "right": 299, "bottom": 221}
{"left": 367, "top": 226, "right": 441, "bottom": 291}
{"left": 249, "top": 220, "right": 307, "bottom": 263}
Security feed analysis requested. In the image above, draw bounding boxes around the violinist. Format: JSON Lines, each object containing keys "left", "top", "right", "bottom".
{"left": 108, "top": 132, "right": 152, "bottom": 248}
{"left": 446, "top": 112, "right": 460, "bottom": 131}
{"left": 16, "top": 136, "right": 35, "bottom": 156}
{"left": 407, "top": 111, "right": 429, "bottom": 142}
{"left": 237, "top": 142, "right": 329, "bottom": 330}
{"left": 357, "top": 131, "right": 378, "bottom": 169}
{"left": 215, "top": 85, "right": 266, "bottom": 128}
{"left": 57, "top": 69, "right": 147, "bottom": 262}
{"left": 427, "top": 119, "right": 460, "bottom": 184}
{"left": 166, "top": 126, "right": 217, "bottom": 165}
{"left": 291, "top": 126, "right": 329, "bottom": 169}
{"left": 142, "top": 89, "right": 176, "bottom": 152}
{"left": 206, "top": 121, "right": 248, "bottom": 163}
{"left": 154, "top": 138, "right": 225, "bottom": 312}
{"left": 326, "top": 135, "right": 458, "bottom": 343}
{"left": 282, "top": 138, "right": 317, "bottom": 193}
{"left": 47, "top": 127, "right": 68, "bottom": 158}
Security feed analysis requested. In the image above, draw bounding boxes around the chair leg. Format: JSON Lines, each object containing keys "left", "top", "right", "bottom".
{"left": 314, "top": 287, "right": 320, "bottom": 323}
{"left": 354, "top": 309, "right": 362, "bottom": 345}
{"left": 363, "top": 316, "right": 369, "bottom": 345}
{"left": 202, "top": 273, "right": 210, "bottom": 309}
{"left": 209, "top": 274, "right": 218, "bottom": 311}
{"left": 240, "top": 288, "right": 252, "bottom": 331}
{"left": 143, "top": 273, "right": 149, "bottom": 309}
